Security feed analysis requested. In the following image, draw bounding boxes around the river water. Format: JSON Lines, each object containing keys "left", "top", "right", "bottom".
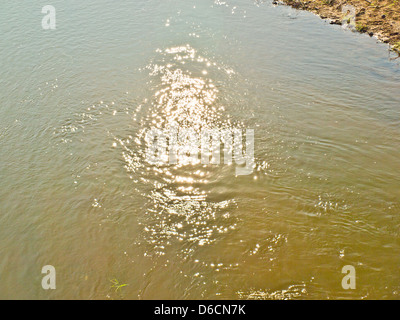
{"left": 1, "top": 0, "right": 400, "bottom": 299}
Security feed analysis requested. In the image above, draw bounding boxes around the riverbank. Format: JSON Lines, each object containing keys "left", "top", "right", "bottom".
{"left": 277, "top": 0, "right": 400, "bottom": 54}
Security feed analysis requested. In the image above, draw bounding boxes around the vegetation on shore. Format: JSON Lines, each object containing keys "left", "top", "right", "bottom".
{"left": 277, "top": 0, "right": 400, "bottom": 54}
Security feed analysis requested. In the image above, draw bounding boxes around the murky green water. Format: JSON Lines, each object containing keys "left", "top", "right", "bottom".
{"left": 1, "top": 0, "right": 400, "bottom": 299}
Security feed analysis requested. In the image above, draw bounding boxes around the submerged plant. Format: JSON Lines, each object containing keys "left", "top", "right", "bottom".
{"left": 110, "top": 278, "right": 128, "bottom": 292}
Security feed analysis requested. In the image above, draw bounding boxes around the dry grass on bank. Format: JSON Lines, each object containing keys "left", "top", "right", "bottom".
{"left": 278, "top": 0, "right": 400, "bottom": 54}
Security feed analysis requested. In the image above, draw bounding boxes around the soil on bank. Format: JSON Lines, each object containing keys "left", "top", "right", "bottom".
{"left": 277, "top": 0, "right": 400, "bottom": 54}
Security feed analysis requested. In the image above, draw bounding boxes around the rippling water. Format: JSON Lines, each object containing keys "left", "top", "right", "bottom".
{"left": 1, "top": 0, "right": 400, "bottom": 299}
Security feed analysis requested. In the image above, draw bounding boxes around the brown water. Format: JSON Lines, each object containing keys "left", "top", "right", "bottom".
{"left": 1, "top": 0, "right": 400, "bottom": 299}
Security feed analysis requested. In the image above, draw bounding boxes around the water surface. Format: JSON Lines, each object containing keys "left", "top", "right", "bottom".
{"left": 1, "top": 0, "right": 400, "bottom": 299}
